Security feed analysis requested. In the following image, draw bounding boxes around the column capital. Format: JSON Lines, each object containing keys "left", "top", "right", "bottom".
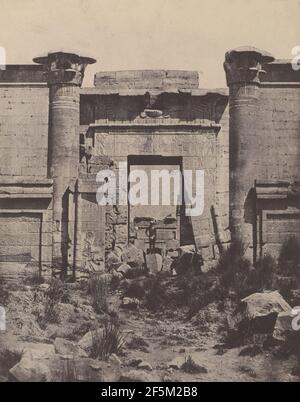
{"left": 33, "top": 51, "right": 96, "bottom": 86}
{"left": 224, "top": 46, "right": 274, "bottom": 86}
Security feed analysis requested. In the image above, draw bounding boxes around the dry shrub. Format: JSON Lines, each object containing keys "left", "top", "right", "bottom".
{"left": 88, "top": 274, "right": 109, "bottom": 313}
{"left": 180, "top": 273, "right": 225, "bottom": 318}
{"left": 216, "top": 241, "right": 276, "bottom": 299}
{"left": 37, "top": 278, "right": 66, "bottom": 328}
{"left": 90, "top": 318, "right": 125, "bottom": 361}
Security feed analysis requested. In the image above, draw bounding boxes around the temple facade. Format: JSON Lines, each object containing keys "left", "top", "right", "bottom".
{"left": 0, "top": 47, "right": 299, "bottom": 279}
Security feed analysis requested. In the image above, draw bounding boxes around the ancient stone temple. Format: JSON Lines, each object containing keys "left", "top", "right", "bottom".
{"left": 0, "top": 47, "right": 299, "bottom": 279}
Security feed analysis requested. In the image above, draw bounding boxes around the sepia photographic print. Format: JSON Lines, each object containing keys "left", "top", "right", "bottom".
{"left": 0, "top": 0, "right": 300, "bottom": 387}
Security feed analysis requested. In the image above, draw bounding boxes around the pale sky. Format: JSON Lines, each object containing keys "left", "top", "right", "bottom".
{"left": 0, "top": 0, "right": 300, "bottom": 88}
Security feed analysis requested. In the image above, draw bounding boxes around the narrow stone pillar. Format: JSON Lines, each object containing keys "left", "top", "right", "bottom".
{"left": 224, "top": 47, "right": 274, "bottom": 259}
{"left": 33, "top": 52, "right": 96, "bottom": 274}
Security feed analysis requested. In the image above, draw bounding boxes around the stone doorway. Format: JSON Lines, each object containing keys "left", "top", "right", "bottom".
{"left": 127, "top": 155, "right": 182, "bottom": 257}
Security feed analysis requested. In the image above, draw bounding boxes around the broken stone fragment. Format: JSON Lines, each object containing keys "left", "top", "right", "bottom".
{"left": 108, "top": 353, "right": 122, "bottom": 365}
{"left": 121, "top": 244, "right": 145, "bottom": 269}
{"left": 119, "top": 369, "right": 158, "bottom": 382}
{"left": 78, "top": 329, "right": 104, "bottom": 353}
{"left": 273, "top": 311, "right": 294, "bottom": 342}
{"left": 106, "top": 251, "right": 122, "bottom": 271}
{"left": 54, "top": 337, "right": 87, "bottom": 358}
{"left": 116, "top": 263, "right": 132, "bottom": 276}
{"left": 137, "top": 361, "right": 153, "bottom": 371}
{"left": 121, "top": 297, "right": 140, "bottom": 310}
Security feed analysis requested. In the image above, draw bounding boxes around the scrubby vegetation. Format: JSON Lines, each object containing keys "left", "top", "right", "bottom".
{"left": 90, "top": 318, "right": 125, "bottom": 361}
{"left": 88, "top": 274, "right": 109, "bottom": 313}
{"left": 36, "top": 278, "right": 68, "bottom": 328}
{"left": 2, "top": 236, "right": 300, "bottom": 382}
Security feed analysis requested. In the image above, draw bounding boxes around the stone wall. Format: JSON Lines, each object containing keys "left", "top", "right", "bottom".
{"left": 0, "top": 84, "right": 49, "bottom": 177}
{"left": 257, "top": 86, "right": 300, "bottom": 182}
{"left": 0, "top": 66, "right": 52, "bottom": 279}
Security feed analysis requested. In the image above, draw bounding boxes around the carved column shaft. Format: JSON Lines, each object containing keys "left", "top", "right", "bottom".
{"left": 34, "top": 52, "right": 96, "bottom": 273}
{"left": 224, "top": 47, "right": 274, "bottom": 259}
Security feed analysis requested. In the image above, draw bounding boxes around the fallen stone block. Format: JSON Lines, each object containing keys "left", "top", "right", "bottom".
{"left": 137, "top": 361, "right": 153, "bottom": 371}
{"left": 9, "top": 353, "right": 50, "bottom": 382}
{"left": 226, "top": 291, "right": 292, "bottom": 344}
{"left": 241, "top": 291, "right": 292, "bottom": 332}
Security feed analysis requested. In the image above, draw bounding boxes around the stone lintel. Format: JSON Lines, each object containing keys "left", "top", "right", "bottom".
{"left": 0, "top": 178, "right": 53, "bottom": 196}
{"left": 80, "top": 86, "right": 228, "bottom": 98}
{"left": 88, "top": 118, "right": 221, "bottom": 132}
{"left": 255, "top": 180, "right": 300, "bottom": 200}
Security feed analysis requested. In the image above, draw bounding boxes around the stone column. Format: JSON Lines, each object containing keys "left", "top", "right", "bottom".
{"left": 33, "top": 52, "right": 96, "bottom": 274}
{"left": 224, "top": 47, "right": 274, "bottom": 259}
